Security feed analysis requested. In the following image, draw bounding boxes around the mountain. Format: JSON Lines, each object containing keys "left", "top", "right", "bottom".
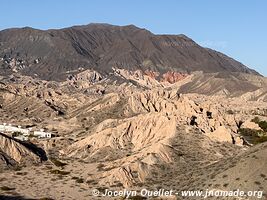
{"left": 0, "top": 23, "right": 259, "bottom": 81}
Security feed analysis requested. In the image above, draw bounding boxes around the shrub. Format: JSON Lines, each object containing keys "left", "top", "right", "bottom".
{"left": 86, "top": 179, "right": 97, "bottom": 185}
{"left": 50, "top": 169, "right": 70, "bottom": 175}
{"left": 72, "top": 177, "right": 84, "bottom": 183}
{"left": 0, "top": 186, "right": 15, "bottom": 191}
{"left": 254, "top": 181, "right": 261, "bottom": 185}
{"left": 50, "top": 158, "right": 67, "bottom": 167}
{"left": 16, "top": 172, "right": 28, "bottom": 175}
{"left": 226, "top": 110, "right": 234, "bottom": 115}
{"left": 254, "top": 136, "right": 267, "bottom": 144}
{"left": 251, "top": 117, "right": 267, "bottom": 132}
{"left": 223, "top": 183, "right": 229, "bottom": 187}
{"left": 76, "top": 178, "right": 84, "bottom": 183}
{"left": 251, "top": 117, "right": 260, "bottom": 124}
{"left": 260, "top": 174, "right": 266, "bottom": 178}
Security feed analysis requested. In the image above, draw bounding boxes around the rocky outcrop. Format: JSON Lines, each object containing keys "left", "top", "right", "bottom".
{"left": 113, "top": 68, "right": 162, "bottom": 88}
{"left": 241, "top": 120, "right": 261, "bottom": 130}
{"left": 64, "top": 113, "right": 176, "bottom": 157}
{"left": 66, "top": 69, "right": 102, "bottom": 89}
{"left": 205, "top": 126, "right": 233, "bottom": 143}
{"left": 162, "top": 71, "right": 188, "bottom": 84}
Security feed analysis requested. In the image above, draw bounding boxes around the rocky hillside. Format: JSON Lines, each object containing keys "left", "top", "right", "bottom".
{"left": 0, "top": 132, "right": 46, "bottom": 169}
{"left": 0, "top": 23, "right": 259, "bottom": 81}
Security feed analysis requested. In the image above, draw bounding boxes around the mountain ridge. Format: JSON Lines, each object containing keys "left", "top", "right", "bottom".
{"left": 0, "top": 23, "right": 260, "bottom": 81}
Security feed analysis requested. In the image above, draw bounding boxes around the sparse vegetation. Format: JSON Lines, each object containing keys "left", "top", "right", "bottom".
{"left": 50, "top": 157, "right": 68, "bottom": 168}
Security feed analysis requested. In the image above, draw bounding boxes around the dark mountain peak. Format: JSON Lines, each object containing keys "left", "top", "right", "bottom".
{"left": 0, "top": 23, "right": 260, "bottom": 80}
{"left": 64, "top": 23, "right": 152, "bottom": 36}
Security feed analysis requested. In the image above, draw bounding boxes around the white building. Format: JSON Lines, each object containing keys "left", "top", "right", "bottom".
{"left": 1, "top": 123, "right": 52, "bottom": 139}
{"left": 0, "top": 124, "right": 29, "bottom": 134}
{"left": 33, "top": 129, "right": 52, "bottom": 138}
{"left": 0, "top": 125, "right": 5, "bottom": 132}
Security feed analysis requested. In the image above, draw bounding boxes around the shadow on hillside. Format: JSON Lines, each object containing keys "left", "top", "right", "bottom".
{"left": 20, "top": 140, "right": 48, "bottom": 162}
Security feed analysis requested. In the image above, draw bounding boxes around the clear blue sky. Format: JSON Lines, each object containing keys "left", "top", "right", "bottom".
{"left": 0, "top": 0, "right": 266, "bottom": 76}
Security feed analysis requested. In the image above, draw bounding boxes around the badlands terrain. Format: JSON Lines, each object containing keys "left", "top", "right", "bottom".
{"left": 0, "top": 24, "right": 267, "bottom": 200}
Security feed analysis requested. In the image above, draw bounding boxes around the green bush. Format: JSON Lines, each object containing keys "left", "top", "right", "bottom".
{"left": 239, "top": 128, "right": 267, "bottom": 145}
{"left": 258, "top": 121, "right": 267, "bottom": 132}
{"left": 239, "top": 128, "right": 263, "bottom": 137}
